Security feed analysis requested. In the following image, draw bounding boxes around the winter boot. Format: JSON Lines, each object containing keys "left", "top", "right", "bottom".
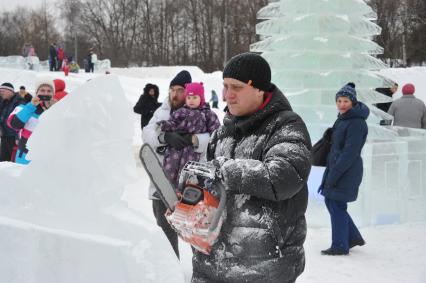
{"left": 349, "top": 238, "right": 366, "bottom": 249}
{"left": 321, "top": 248, "right": 349, "bottom": 256}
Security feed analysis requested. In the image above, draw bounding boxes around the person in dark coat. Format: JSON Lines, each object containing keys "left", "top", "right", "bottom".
{"left": 318, "top": 83, "right": 369, "bottom": 256}
{"left": 374, "top": 82, "right": 398, "bottom": 112}
{"left": 160, "top": 82, "right": 220, "bottom": 188}
{"left": 209, "top": 90, "right": 219, "bottom": 108}
{"left": 189, "top": 53, "right": 312, "bottom": 283}
{"left": 18, "top": 86, "right": 33, "bottom": 104}
{"left": 0, "top": 82, "right": 23, "bottom": 161}
{"left": 49, "top": 43, "right": 58, "bottom": 71}
{"left": 133, "top": 83, "right": 161, "bottom": 129}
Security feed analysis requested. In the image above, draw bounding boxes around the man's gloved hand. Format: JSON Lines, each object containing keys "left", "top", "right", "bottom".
{"left": 164, "top": 132, "right": 193, "bottom": 150}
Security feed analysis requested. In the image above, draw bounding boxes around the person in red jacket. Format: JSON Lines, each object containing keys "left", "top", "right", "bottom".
{"left": 53, "top": 79, "right": 68, "bottom": 101}
{"left": 57, "top": 46, "right": 65, "bottom": 71}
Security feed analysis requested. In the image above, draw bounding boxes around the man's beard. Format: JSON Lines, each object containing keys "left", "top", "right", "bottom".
{"left": 169, "top": 96, "right": 184, "bottom": 110}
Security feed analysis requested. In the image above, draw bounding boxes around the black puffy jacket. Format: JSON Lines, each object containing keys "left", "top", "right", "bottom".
{"left": 192, "top": 85, "right": 312, "bottom": 283}
{"left": 133, "top": 84, "right": 161, "bottom": 129}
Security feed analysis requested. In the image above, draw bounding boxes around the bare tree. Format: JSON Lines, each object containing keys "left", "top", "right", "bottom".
{"left": 6, "top": 0, "right": 423, "bottom": 70}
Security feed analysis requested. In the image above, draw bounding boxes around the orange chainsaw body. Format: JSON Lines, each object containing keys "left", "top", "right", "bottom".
{"left": 166, "top": 183, "right": 223, "bottom": 255}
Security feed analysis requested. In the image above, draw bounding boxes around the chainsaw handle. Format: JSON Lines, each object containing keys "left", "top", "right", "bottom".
{"left": 208, "top": 182, "right": 226, "bottom": 233}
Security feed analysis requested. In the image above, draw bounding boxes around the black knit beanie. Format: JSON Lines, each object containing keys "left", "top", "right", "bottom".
{"left": 0, "top": 82, "right": 15, "bottom": 92}
{"left": 223, "top": 52, "right": 271, "bottom": 91}
{"left": 169, "top": 70, "right": 192, "bottom": 88}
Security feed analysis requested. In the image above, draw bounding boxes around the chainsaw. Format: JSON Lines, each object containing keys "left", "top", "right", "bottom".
{"left": 139, "top": 144, "right": 226, "bottom": 255}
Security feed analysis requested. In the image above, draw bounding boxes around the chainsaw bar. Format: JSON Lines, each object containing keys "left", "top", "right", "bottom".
{"left": 139, "top": 144, "right": 179, "bottom": 211}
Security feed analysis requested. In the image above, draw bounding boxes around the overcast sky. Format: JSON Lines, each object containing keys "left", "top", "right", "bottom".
{"left": 0, "top": 0, "right": 57, "bottom": 12}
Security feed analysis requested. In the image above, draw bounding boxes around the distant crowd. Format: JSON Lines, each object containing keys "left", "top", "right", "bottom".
{"left": 21, "top": 42, "right": 98, "bottom": 74}
{"left": 48, "top": 42, "right": 97, "bottom": 74}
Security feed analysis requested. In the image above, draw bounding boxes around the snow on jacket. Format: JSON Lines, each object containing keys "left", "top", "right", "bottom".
{"left": 7, "top": 102, "right": 45, "bottom": 164}
{"left": 0, "top": 94, "right": 23, "bottom": 137}
{"left": 133, "top": 86, "right": 161, "bottom": 129}
{"left": 160, "top": 104, "right": 220, "bottom": 188}
{"left": 142, "top": 98, "right": 213, "bottom": 200}
{"left": 319, "top": 102, "right": 370, "bottom": 203}
{"left": 192, "top": 85, "right": 312, "bottom": 283}
{"left": 388, "top": 95, "right": 426, "bottom": 129}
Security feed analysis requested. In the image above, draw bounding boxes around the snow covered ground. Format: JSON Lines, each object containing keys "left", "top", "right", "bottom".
{"left": 1, "top": 66, "right": 426, "bottom": 282}
{"left": 126, "top": 163, "right": 426, "bottom": 283}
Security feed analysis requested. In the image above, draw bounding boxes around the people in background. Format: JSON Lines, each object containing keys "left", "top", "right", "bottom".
{"left": 0, "top": 82, "right": 23, "bottom": 161}
{"left": 375, "top": 83, "right": 398, "bottom": 113}
{"left": 57, "top": 45, "right": 65, "bottom": 71}
{"left": 49, "top": 43, "right": 58, "bottom": 71}
{"left": 210, "top": 90, "right": 219, "bottom": 108}
{"left": 8, "top": 78, "right": 58, "bottom": 164}
{"left": 133, "top": 83, "right": 161, "bottom": 129}
{"left": 53, "top": 79, "right": 68, "bottom": 101}
{"left": 18, "top": 86, "right": 33, "bottom": 104}
{"left": 388, "top": 83, "right": 426, "bottom": 129}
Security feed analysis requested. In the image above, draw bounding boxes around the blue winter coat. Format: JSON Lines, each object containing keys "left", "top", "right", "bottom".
{"left": 319, "top": 102, "right": 369, "bottom": 202}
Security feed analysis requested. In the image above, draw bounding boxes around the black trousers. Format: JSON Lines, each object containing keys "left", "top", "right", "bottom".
{"left": 152, "top": 199, "right": 179, "bottom": 259}
{"left": 0, "top": 136, "right": 16, "bottom": 162}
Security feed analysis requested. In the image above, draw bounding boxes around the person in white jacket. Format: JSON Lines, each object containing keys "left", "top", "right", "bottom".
{"left": 142, "top": 70, "right": 211, "bottom": 259}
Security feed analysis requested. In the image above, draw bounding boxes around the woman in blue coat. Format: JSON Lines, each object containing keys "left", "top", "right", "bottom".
{"left": 318, "top": 83, "right": 369, "bottom": 255}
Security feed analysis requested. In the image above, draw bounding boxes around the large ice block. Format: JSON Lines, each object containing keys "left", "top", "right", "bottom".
{"left": 0, "top": 76, "right": 184, "bottom": 282}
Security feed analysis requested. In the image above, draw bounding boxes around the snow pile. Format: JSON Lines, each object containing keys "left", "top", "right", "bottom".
{"left": 0, "top": 75, "right": 184, "bottom": 283}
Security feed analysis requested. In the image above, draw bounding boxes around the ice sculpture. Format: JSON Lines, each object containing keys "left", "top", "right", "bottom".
{"left": 0, "top": 56, "right": 111, "bottom": 73}
{"left": 252, "top": 0, "right": 426, "bottom": 226}
{"left": 0, "top": 76, "right": 184, "bottom": 283}
{"left": 95, "top": 58, "right": 112, "bottom": 73}
{"left": 0, "top": 55, "right": 46, "bottom": 71}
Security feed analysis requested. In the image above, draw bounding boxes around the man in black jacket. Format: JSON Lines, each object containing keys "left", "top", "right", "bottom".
{"left": 0, "top": 82, "right": 23, "bottom": 161}
{"left": 133, "top": 83, "right": 161, "bottom": 129}
{"left": 190, "top": 53, "right": 312, "bottom": 283}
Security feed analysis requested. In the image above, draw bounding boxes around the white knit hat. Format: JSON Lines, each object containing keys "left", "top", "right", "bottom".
{"left": 35, "top": 77, "right": 55, "bottom": 94}
{"left": 0, "top": 82, "right": 15, "bottom": 92}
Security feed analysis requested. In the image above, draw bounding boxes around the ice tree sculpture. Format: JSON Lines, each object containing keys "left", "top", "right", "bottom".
{"left": 252, "top": 0, "right": 426, "bottom": 226}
